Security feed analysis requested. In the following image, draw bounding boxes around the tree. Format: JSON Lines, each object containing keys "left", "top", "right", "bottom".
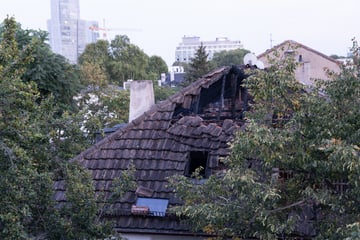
{"left": 78, "top": 39, "right": 110, "bottom": 87}
{"left": 79, "top": 35, "right": 168, "bottom": 87}
{"left": 77, "top": 85, "right": 130, "bottom": 135}
{"left": 108, "top": 35, "right": 148, "bottom": 85}
{"left": 147, "top": 55, "right": 168, "bottom": 80}
{"left": 154, "top": 85, "right": 179, "bottom": 103}
{"left": 183, "top": 43, "right": 214, "bottom": 86}
{"left": 169, "top": 42, "right": 360, "bottom": 239}
{"left": 23, "top": 49, "right": 82, "bottom": 111}
{"left": 0, "top": 16, "right": 58, "bottom": 238}
{"left": 0, "top": 23, "right": 82, "bottom": 112}
{"left": 211, "top": 48, "right": 250, "bottom": 68}
{"left": 0, "top": 17, "right": 121, "bottom": 239}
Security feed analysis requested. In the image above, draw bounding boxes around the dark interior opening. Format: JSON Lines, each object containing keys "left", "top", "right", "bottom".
{"left": 186, "top": 151, "right": 208, "bottom": 177}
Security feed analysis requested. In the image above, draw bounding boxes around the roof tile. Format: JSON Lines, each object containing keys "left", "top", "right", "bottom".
{"left": 54, "top": 65, "right": 249, "bottom": 235}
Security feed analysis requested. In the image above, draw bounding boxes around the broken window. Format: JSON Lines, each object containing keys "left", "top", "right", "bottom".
{"left": 184, "top": 151, "right": 209, "bottom": 178}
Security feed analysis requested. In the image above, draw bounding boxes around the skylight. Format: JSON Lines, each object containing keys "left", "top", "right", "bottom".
{"left": 135, "top": 197, "right": 169, "bottom": 217}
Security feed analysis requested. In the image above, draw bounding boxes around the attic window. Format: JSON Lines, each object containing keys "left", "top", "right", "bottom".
{"left": 185, "top": 151, "right": 209, "bottom": 178}
{"left": 284, "top": 49, "right": 295, "bottom": 57}
{"left": 132, "top": 197, "right": 169, "bottom": 217}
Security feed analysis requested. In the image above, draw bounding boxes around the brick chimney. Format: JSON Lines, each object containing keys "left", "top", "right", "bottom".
{"left": 129, "top": 80, "right": 155, "bottom": 122}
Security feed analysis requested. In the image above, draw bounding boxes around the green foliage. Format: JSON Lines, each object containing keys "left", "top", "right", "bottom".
{"left": 110, "top": 161, "right": 137, "bottom": 202}
{"left": 77, "top": 35, "right": 172, "bottom": 133}
{"left": 211, "top": 48, "right": 251, "bottom": 68}
{"left": 154, "top": 85, "right": 179, "bottom": 103}
{"left": 183, "top": 43, "right": 214, "bottom": 87}
{"left": 79, "top": 34, "right": 169, "bottom": 86}
{"left": 170, "top": 41, "right": 360, "bottom": 239}
{"left": 0, "top": 20, "right": 82, "bottom": 112}
{"left": 75, "top": 85, "right": 130, "bottom": 140}
{"left": 23, "top": 50, "right": 82, "bottom": 111}
{"left": 108, "top": 35, "right": 148, "bottom": 84}
{"left": 47, "top": 163, "right": 114, "bottom": 239}
{"left": 79, "top": 39, "right": 110, "bottom": 87}
{"left": 0, "top": 17, "right": 128, "bottom": 238}
{"left": 147, "top": 55, "right": 168, "bottom": 80}
{"left": 0, "top": 17, "right": 56, "bottom": 239}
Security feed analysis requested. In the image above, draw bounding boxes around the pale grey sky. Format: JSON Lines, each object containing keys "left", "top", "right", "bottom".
{"left": 2, "top": 0, "right": 359, "bottom": 67}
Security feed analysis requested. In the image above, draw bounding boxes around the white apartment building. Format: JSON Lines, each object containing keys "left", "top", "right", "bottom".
{"left": 175, "top": 36, "right": 243, "bottom": 63}
{"left": 47, "top": 0, "right": 99, "bottom": 64}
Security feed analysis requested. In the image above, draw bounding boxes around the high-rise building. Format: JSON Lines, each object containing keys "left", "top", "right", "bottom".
{"left": 175, "top": 36, "right": 243, "bottom": 63}
{"left": 47, "top": 0, "right": 99, "bottom": 64}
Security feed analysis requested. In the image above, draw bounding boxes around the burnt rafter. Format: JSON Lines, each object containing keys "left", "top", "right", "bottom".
{"left": 196, "top": 65, "right": 249, "bottom": 120}
{"left": 173, "top": 65, "right": 249, "bottom": 120}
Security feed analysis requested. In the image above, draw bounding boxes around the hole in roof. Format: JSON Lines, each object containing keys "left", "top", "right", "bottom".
{"left": 185, "top": 151, "right": 209, "bottom": 178}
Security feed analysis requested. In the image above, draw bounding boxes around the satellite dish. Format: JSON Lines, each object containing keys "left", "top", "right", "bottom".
{"left": 256, "top": 60, "right": 265, "bottom": 69}
{"left": 243, "top": 53, "right": 257, "bottom": 66}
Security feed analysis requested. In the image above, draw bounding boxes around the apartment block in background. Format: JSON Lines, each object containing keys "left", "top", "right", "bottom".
{"left": 175, "top": 36, "right": 243, "bottom": 63}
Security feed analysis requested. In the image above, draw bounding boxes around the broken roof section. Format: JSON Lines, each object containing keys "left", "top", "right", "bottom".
{"left": 54, "top": 65, "right": 250, "bottom": 236}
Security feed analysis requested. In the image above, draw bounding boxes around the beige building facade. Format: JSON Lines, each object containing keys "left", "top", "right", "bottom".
{"left": 258, "top": 40, "right": 342, "bottom": 86}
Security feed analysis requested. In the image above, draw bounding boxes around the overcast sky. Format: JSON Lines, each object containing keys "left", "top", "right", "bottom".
{"left": 1, "top": 0, "right": 359, "bottom": 66}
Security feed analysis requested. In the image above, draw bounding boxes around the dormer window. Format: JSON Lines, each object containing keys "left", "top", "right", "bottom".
{"left": 185, "top": 151, "right": 209, "bottom": 178}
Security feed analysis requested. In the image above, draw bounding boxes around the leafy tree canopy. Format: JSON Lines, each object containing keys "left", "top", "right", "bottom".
{"left": 210, "top": 48, "right": 251, "bottom": 68}
{"left": 147, "top": 55, "right": 168, "bottom": 80}
{"left": 170, "top": 41, "right": 360, "bottom": 239}
{"left": 0, "top": 19, "right": 82, "bottom": 112}
{"left": 0, "top": 16, "right": 123, "bottom": 239}
{"left": 78, "top": 35, "right": 169, "bottom": 86}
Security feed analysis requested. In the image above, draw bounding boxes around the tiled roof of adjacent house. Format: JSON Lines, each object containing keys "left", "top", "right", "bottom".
{"left": 53, "top": 65, "right": 250, "bottom": 235}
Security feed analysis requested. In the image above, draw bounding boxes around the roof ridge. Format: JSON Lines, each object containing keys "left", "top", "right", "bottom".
{"left": 257, "top": 39, "right": 342, "bottom": 65}
{"left": 71, "top": 66, "right": 232, "bottom": 163}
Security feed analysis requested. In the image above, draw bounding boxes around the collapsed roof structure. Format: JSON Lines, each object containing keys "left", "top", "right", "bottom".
{"left": 54, "top": 65, "right": 251, "bottom": 238}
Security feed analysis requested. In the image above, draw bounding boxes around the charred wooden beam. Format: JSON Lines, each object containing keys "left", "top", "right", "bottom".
{"left": 217, "top": 74, "right": 227, "bottom": 120}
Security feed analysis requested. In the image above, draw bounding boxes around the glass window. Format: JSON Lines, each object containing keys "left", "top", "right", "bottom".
{"left": 135, "top": 197, "right": 169, "bottom": 217}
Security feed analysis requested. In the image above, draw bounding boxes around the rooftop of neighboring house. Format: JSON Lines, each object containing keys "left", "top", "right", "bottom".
{"left": 257, "top": 39, "right": 342, "bottom": 65}
{"left": 257, "top": 40, "right": 342, "bottom": 85}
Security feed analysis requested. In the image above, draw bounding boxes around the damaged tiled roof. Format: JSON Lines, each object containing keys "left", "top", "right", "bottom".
{"left": 54, "top": 65, "right": 250, "bottom": 235}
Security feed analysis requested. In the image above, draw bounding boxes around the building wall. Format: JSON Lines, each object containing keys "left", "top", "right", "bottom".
{"left": 295, "top": 46, "right": 340, "bottom": 85}
{"left": 175, "top": 36, "right": 243, "bottom": 63}
{"left": 258, "top": 41, "right": 341, "bottom": 86}
{"left": 48, "top": 0, "right": 98, "bottom": 63}
{"left": 77, "top": 20, "right": 99, "bottom": 56}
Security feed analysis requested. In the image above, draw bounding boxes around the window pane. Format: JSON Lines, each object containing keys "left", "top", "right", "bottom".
{"left": 136, "top": 198, "right": 169, "bottom": 216}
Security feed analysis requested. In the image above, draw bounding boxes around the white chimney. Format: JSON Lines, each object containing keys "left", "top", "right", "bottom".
{"left": 129, "top": 80, "right": 155, "bottom": 122}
